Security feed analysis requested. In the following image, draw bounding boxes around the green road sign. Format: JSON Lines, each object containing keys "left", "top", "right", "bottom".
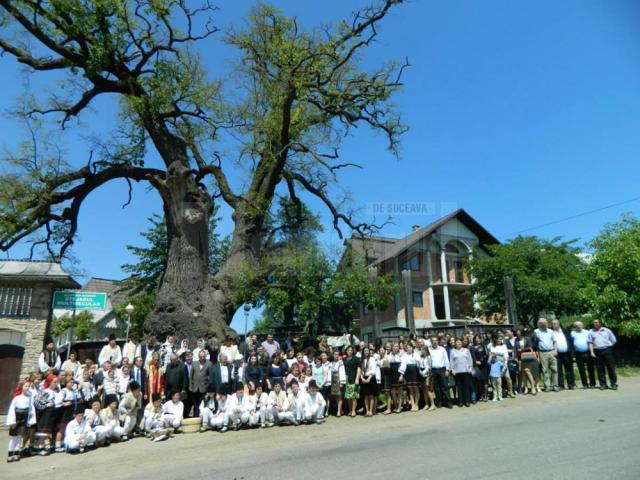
{"left": 52, "top": 291, "right": 107, "bottom": 310}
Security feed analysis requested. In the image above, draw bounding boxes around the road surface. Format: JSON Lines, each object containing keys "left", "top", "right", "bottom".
{"left": 2, "top": 377, "right": 639, "bottom": 480}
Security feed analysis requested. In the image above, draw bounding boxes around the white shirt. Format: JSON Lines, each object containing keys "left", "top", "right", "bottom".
{"left": 489, "top": 344, "right": 509, "bottom": 363}
{"left": 6, "top": 394, "right": 36, "bottom": 427}
{"left": 220, "top": 365, "right": 230, "bottom": 384}
{"left": 161, "top": 400, "right": 184, "bottom": 419}
{"left": 554, "top": 330, "right": 569, "bottom": 353}
{"left": 268, "top": 391, "right": 288, "bottom": 410}
{"left": 98, "top": 344, "right": 122, "bottom": 366}
{"left": 123, "top": 341, "right": 141, "bottom": 361}
{"left": 226, "top": 394, "right": 252, "bottom": 414}
{"left": 38, "top": 351, "right": 61, "bottom": 373}
{"left": 303, "top": 391, "right": 326, "bottom": 411}
{"left": 428, "top": 346, "right": 450, "bottom": 369}
{"left": 64, "top": 418, "right": 91, "bottom": 446}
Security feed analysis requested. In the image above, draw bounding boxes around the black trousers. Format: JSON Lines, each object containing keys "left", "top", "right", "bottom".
{"left": 454, "top": 372, "right": 472, "bottom": 406}
{"left": 575, "top": 351, "right": 596, "bottom": 387}
{"left": 431, "top": 368, "right": 451, "bottom": 407}
{"left": 594, "top": 348, "right": 617, "bottom": 387}
{"left": 192, "top": 392, "right": 205, "bottom": 417}
{"left": 557, "top": 352, "right": 575, "bottom": 388}
{"left": 183, "top": 390, "right": 194, "bottom": 418}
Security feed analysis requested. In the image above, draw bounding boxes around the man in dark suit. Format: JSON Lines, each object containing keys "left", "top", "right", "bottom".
{"left": 551, "top": 319, "right": 575, "bottom": 389}
{"left": 183, "top": 351, "right": 195, "bottom": 417}
{"left": 190, "top": 350, "right": 212, "bottom": 417}
{"left": 208, "top": 353, "right": 234, "bottom": 395}
{"left": 164, "top": 354, "right": 187, "bottom": 398}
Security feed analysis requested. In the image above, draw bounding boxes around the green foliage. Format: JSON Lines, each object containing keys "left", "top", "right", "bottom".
{"left": 587, "top": 214, "right": 640, "bottom": 336}
{"left": 113, "top": 292, "right": 155, "bottom": 338}
{"left": 469, "top": 236, "right": 588, "bottom": 325}
{"left": 52, "top": 310, "right": 94, "bottom": 341}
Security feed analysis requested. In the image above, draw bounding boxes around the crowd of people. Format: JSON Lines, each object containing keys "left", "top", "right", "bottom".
{"left": 5, "top": 317, "right": 619, "bottom": 463}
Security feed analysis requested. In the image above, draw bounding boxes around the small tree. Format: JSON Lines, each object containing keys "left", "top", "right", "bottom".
{"left": 587, "top": 214, "right": 640, "bottom": 336}
{"left": 469, "top": 236, "right": 588, "bottom": 325}
{"left": 52, "top": 310, "right": 94, "bottom": 341}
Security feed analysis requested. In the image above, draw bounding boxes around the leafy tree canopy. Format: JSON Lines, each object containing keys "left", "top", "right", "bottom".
{"left": 587, "top": 214, "right": 640, "bottom": 336}
{"left": 469, "top": 236, "right": 588, "bottom": 325}
{"left": 52, "top": 310, "right": 93, "bottom": 341}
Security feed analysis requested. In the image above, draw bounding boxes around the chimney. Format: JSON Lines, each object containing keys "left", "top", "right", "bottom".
{"left": 412, "top": 224, "right": 420, "bottom": 232}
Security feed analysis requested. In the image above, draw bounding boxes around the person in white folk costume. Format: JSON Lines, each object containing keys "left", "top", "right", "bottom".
{"left": 268, "top": 382, "right": 293, "bottom": 425}
{"left": 64, "top": 409, "right": 95, "bottom": 453}
{"left": 98, "top": 334, "right": 123, "bottom": 367}
{"left": 199, "top": 389, "right": 230, "bottom": 432}
{"left": 99, "top": 394, "right": 126, "bottom": 442}
{"left": 118, "top": 381, "right": 142, "bottom": 439}
{"left": 6, "top": 381, "right": 37, "bottom": 463}
{"left": 225, "top": 383, "right": 256, "bottom": 430}
{"left": 287, "top": 381, "right": 306, "bottom": 425}
{"left": 38, "top": 339, "right": 61, "bottom": 374}
{"left": 84, "top": 398, "right": 111, "bottom": 446}
{"left": 254, "top": 383, "right": 273, "bottom": 428}
{"left": 161, "top": 390, "right": 184, "bottom": 431}
{"left": 144, "top": 394, "right": 173, "bottom": 441}
{"left": 302, "top": 380, "right": 326, "bottom": 424}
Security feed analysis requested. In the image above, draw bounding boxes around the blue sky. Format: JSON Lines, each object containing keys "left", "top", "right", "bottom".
{"left": 2, "top": 1, "right": 640, "bottom": 330}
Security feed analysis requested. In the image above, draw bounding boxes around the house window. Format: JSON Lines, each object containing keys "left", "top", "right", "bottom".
{"left": 412, "top": 291, "right": 423, "bottom": 307}
{"left": 402, "top": 254, "right": 420, "bottom": 271}
{"left": 454, "top": 260, "right": 465, "bottom": 283}
{"left": 0, "top": 287, "right": 33, "bottom": 317}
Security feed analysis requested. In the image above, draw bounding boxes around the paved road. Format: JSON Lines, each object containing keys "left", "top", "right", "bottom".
{"left": 2, "top": 378, "right": 640, "bottom": 480}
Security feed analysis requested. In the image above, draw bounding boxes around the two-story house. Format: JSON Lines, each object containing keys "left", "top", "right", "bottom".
{"left": 343, "top": 209, "right": 499, "bottom": 340}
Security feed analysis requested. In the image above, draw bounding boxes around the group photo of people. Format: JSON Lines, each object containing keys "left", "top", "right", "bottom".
{"left": 5, "top": 317, "right": 619, "bottom": 463}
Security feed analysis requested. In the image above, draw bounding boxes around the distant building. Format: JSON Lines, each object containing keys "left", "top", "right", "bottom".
{"left": 54, "top": 277, "right": 128, "bottom": 348}
{"left": 0, "top": 260, "right": 79, "bottom": 410}
{"left": 342, "top": 209, "right": 499, "bottom": 340}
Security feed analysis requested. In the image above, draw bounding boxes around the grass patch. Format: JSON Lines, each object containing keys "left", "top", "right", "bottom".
{"left": 616, "top": 365, "right": 640, "bottom": 377}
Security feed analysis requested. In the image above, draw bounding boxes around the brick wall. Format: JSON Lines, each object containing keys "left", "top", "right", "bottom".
{"left": 0, "top": 284, "right": 53, "bottom": 377}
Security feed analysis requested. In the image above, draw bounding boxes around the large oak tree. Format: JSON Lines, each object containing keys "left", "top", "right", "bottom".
{"left": 0, "top": 0, "right": 406, "bottom": 347}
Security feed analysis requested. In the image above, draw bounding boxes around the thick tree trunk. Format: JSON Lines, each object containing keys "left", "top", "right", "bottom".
{"left": 144, "top": 162, "right": 235, "bottom": 348}
{"left": 144, "top": 163, "right": 264, "bottom": 349}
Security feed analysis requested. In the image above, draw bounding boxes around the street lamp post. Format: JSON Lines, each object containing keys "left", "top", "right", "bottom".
{"left": 243, "top": 303, "right": 252, "bottom": 357}
{"left": 125, "top": 303, "right": 134, "bottom": 344}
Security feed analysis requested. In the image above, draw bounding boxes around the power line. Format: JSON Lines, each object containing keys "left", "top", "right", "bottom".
{"left": 502, "top": 194, "right": 640, "bottom": 238}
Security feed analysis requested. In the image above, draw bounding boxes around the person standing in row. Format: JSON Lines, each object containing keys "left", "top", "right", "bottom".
{"left": 588, "top": 319, "right": 618, "bottom": 390}
{"left": 38, "top": 339, "right": 61, "bottom": 374}
{"left": 551, "top": 320, "right": 575, "bottom": 390}
{"left": 449, "top": 339, "right": 473, "bottom": 407}
{"left": 533, "top": 319, "right": 559, "bottom": 392}
{"left": 98, "top": 335, "right": 122, "bottom": 367}
{"left": 342, "top": 346, "right": 361, "bottom": 418}
{"left": 571, "top": 321, "right": 596, "bottom": 389}
{"left": 190, "top": 350, "right": 212, "bottom": 417}
{"left": 429, "top": 337, "right": 452, "bottom": 409}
